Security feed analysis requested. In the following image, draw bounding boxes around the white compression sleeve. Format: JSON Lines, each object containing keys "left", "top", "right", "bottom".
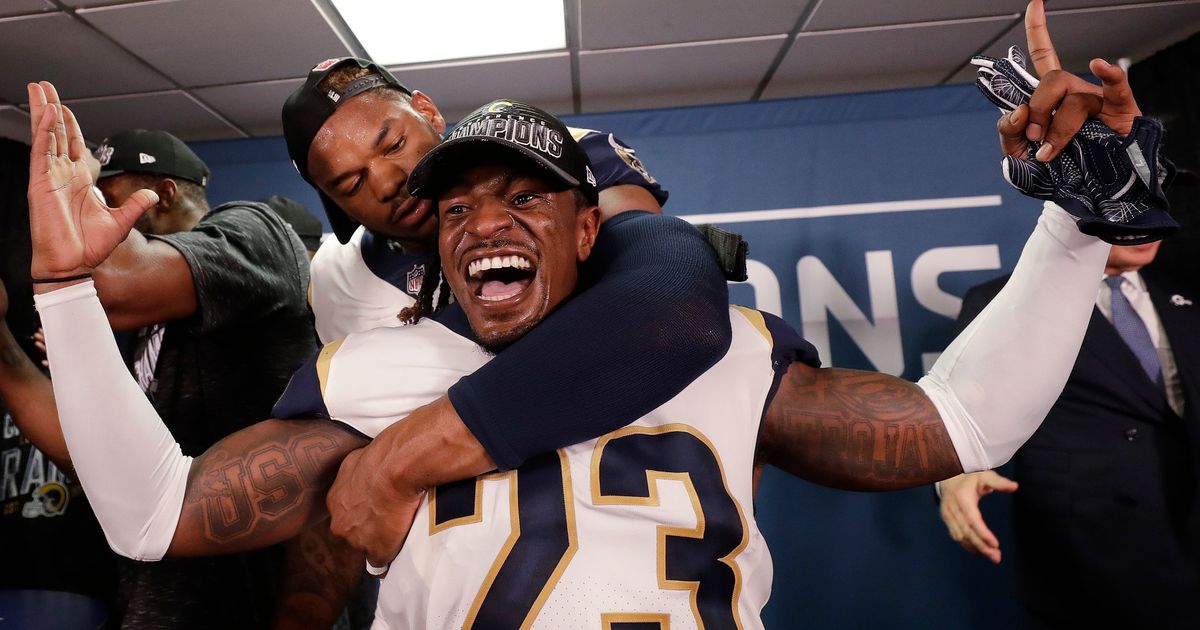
{"left": 919, "top": 202, "right": 1110, "bottom": 472}
{"left": 35, "top": 281, "right": 191, "bottom": 561}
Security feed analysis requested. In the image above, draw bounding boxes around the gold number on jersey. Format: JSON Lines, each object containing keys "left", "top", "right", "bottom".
{"left": 429, "top": 425, "right": 746, "bottom": 629}
{"left": 593, "top": 425, "right": 748, "bottom": 630}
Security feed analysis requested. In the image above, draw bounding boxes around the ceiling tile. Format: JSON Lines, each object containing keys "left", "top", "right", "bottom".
{"left": 193, "top": 79, "right": 304, "bottom": 137}
{"left": 0, "top": 106, "right": 31, "bottom": 144}
{"left": 764, "top": 17, "right": 1013, "bottom": 100}
{"left": 388, "top": 53, "right": 574, "bottom": 123}
{"left": 0, "top": 13, "right": 173, "bottom": 103}
{"left": 59, "top": 0, "right": 144, "bottom": 6}
{"left": 806, "top": 0, "right": 1022, "bottom": 30}
{"left": 580, "top": 36, "right": 785, "bottom": 112}
{"left": 0, "top": 0, "right": 55, "bottom": 18}
{"left": 945, "top": 1, "right": 1200, "bottom": 85}
{"left": 805, "top": 0, "right": 1169, "bottom": 31}
{"left": 580, "top": 0, "right": 804, "bottom": 49}
{"left": 79, "top": 0, "right": 351, "bottom": 87}
{"left": 66, "top": 91, "right": 243, "bottom": 142}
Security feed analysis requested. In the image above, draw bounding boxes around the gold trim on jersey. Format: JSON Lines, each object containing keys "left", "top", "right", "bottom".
{"left": 731, "top": 306, "right": 772, "bottom": 347}
{"left": 601, "top": 612, "right": 670, "bottom": 629}
{"left": 589, "top": 424, "right": 750, "bottom": 630}
{"left": 427, "top": 475, "right": 489, "bottom": 535}
{"left": 462, "top": 470, "right": 518, "bottom": 628}
{"left": 524, "top": 451, "right": 579, "bottom": 628}
{"left": 315, "top": 337, "right": 346, "bottom": 397}
{"left": 461, "top": 451, "right": 579, "bottom": 630}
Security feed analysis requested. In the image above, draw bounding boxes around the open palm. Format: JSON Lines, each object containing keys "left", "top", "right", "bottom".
{"left": 27, "top": 81, "right": 157, "bottom": 279}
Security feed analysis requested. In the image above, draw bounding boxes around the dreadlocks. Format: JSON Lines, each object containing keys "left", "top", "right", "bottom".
{"left": 396, "top": 260, "right": 452, "bottom": 325}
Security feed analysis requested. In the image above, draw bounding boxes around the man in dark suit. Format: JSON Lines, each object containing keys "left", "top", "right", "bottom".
{"left": 937, "top": 241, "right": 1200, "bottom": 629}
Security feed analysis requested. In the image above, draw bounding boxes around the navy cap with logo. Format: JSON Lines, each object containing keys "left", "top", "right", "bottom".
{"left": 408, "top": 99, "right": 598, "bottom": 204}
{"left": 94, "top": 129, "right": 210, "bottom": 187}
{"left": 282, "top": 57, "right": 413, "bottom": 243}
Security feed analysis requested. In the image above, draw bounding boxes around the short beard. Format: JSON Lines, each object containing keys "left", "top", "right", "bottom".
{"left": 476, "top": 319, "right": 537, "bottom": 355}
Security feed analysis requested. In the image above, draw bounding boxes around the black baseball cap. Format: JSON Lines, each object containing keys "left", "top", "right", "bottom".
{"left": 282, "top": 57, "right": 413, "bottom": 243}
{"left": 408, "top": 99, "right": 598, "bottom": 204}
{"left": 262, "top": 195, "right": 323, "bottom": 252}
{"left": 93, "top": 129, "right": 209, "bottom": 186}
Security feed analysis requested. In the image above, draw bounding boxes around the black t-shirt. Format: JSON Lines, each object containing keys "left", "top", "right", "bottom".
{"left": 0, "top": 138, "right": 120, "bottom": 607}
{"left": 114, "top": 201, "right": 317, "bottom": 629}
{"left": 146, "top": 201, "right": 316, "bottom": 454}
{"left": 0, "top": 411, "right": 119, "bottom": 602}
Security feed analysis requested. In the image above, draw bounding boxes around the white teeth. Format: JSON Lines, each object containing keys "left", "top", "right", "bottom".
{"left": 468, "top": 254, "right": 533, "bottom": 279}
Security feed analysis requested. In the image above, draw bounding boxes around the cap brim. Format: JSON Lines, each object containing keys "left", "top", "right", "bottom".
{"left": 408, "top": 136, "right": 580, "bottom": 200}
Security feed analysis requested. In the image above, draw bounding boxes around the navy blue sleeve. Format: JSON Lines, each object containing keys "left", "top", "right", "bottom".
{"left": 756, "top": 310, "right": 821, "bottom": 414}
{"left": 272, "top": 352, "right": 330, "bottom": 421}
{"left": 760, "top": 310, "right": 820, "bottom": 370}
{"left": 576, "top": 130, "right": 669, "bottom": 206}
{"left": 448, "top": 211, "right": 730, "bottom": 470}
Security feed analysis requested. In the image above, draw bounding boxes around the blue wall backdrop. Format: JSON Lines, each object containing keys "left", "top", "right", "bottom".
{"left": 192, "top": 83, "right": 1047, "bottom": 629}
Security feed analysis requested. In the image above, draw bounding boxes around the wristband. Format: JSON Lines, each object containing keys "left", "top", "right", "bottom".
{"left": 31, "top": 272, "right": 93, "bottom": 284}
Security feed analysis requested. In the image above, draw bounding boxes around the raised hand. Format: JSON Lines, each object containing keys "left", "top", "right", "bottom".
{"left": 969, "top": 0, "right": 1176, "bottom": 244}
{"left": 978, "top": 0, "right": 1140, "bottom": 161}
{"left": 26, "top": 81, "right": 158, "bottom": 283}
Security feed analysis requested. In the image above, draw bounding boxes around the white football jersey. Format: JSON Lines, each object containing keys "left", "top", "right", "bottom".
{"left": 308, "top": 226, "right": 432, "bottom": 344}
{"left": 276, "top": 306, "right": 794, "bottom": 629}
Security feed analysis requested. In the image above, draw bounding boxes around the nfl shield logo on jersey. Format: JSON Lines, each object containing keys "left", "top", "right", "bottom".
{"left": 407, "top": 264, "right": 425, "bottom": 296}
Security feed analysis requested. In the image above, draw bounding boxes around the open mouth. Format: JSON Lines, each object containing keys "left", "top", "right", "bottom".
{"left": 466, "top": 253, "right": 536, "bottom": 302}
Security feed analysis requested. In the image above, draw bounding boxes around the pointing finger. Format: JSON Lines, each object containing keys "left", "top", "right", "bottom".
{"left": 1024, "top": 0, "right": 1062, "bottom": 76}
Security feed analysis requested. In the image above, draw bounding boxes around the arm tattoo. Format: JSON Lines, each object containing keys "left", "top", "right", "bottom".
{"left": 172, "top": 419, "right": 367, "bottom": 556}
{"left": 274, "top": 522, "right": 365, "bottom": 629}
{"left": 758, "top": 365, "right": 962, "bottom": 491}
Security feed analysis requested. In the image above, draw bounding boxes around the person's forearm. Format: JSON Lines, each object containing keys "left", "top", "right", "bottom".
{"left": 0, "top": 322, "right": 71, "bottom": 472}
{"left": 90, "top": 229, "right": 198, "bottom": 331}
{"left": 36, "top": 281, "right": 193, "bottom": 560}
{"left": 375, "top": 397, "right": 496, "bottom": 492}
{"left": 91, "top": 229, "right": 155, "bottom": 328}
{"left": 273, "top": 523, "right": 364, "bottom": 630}
{"left": 918, "top": 202, "right": 1110, "bottom": 471}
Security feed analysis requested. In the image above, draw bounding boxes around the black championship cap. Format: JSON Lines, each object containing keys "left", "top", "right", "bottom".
{"left": 282, "top": 57, "right": 413, "bottom": 243}
{"left": 408, "top": 99, "right": 598, "bottom": 204}
{"left": 94, "top": 129, "right": 209, "bottom": 186}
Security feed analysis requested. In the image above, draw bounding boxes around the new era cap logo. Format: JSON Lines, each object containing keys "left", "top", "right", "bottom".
{"left": 312, "top": 58, "right": 341, "bottom": 72}
{"left": 139, "top": 153, "right": 157, "bottom": 165}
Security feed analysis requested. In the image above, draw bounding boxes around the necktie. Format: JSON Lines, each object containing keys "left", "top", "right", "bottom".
{"left": 1105, "top": 275, "right": 1162, "bottom": 386}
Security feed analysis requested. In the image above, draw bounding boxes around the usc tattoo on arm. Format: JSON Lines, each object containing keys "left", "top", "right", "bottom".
{"left": 167, "top": 419, "right": 368, "bottom": 557}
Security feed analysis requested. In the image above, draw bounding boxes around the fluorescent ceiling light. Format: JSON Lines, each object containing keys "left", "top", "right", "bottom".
{"left": 330, "top": 0, "right": 567, "bottom": 66}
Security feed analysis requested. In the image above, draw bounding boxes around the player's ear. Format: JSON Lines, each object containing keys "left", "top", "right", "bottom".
{"left": 409, "top": 91, "right": 446, "bottom": 134}
{"left": 575, "top": 203, "right": 601, "bottom": 262}
{"left": 154, "top": 178, "right": 178, "bottom": 210}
